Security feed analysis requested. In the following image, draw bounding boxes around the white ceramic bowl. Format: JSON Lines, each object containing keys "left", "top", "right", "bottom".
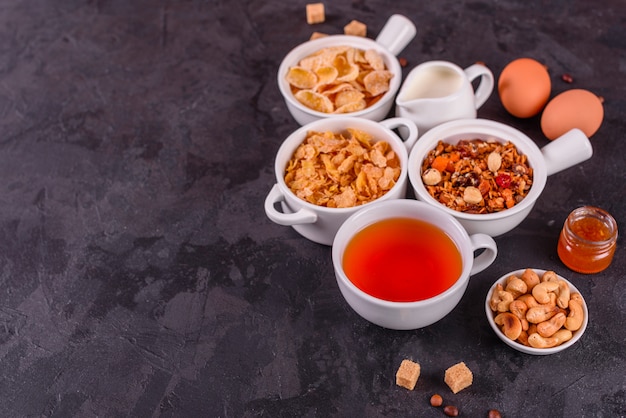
{"left": 277, "top": 15, "right": 416, "bottom": 126}
{"left": 264, "top": 116, "right": 418, "bottom": 246}
{"left": 407, "top": 119, "right": 593, "bottom": 237}
{"left": 485, "top": 268, "right": 588, "bottom": 355}
{"left": 332, "top": 199, "right": 497, "bottom": 330}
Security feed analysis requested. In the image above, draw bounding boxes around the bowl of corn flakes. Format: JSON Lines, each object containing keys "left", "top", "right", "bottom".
{"left": 277, "top": 15, "right": 416, "bottom": 126}
{"left": 407, "top": 118, "right": 593, "bottom": 237}
{"left": 264, "top": 116, "right": 418, "bottom": 245}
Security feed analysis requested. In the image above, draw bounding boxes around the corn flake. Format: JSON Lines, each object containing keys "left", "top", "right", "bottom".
{"left": 285, "top": 128, "right": 401, "bottom": 208}
{"left": 294, "top": 90, "right": 334, "bottom": 113}
{"left": 364, "top": 70, "right": 393, "bottom": 96}
{"left": 286, "top": 67, "right": 317, "bottom": 90}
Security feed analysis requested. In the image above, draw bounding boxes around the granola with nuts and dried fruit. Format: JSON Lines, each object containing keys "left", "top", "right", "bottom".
{"left": 421, "top": 139, "right": 533, "bottom": 214}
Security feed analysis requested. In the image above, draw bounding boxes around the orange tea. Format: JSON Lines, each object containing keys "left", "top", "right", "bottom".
{"left": 342, "top": 217, "right": 463, "bottom": 302}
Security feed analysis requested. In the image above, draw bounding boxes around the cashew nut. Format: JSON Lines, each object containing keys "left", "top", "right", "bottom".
{"left": 565, "top": 298, "right": 584, "bottom": 331}
{"left": 527, "top": 329, "right": 573, "bottom": 349}
{"left": 537, "top": 312, "right": 566, "bottom": 337}
{"left": 571, "top": 292, "right": 583, "bottom": 303}
{"left": 520, "top": 268, "right": 540, "bottom": 291}
{"left": 541, "top": 270, "right": 559, "bottom": 283}
{"left": 509, "top": 300, "right": 529, "bottom": 331}
{"left": 489, "top": 283, "right": 503, "bottom": 311}
{"left": 526, "top": 304, "right": 559, "bottom": 324}
{"left": 490, "top": 284, "right": 514, "bottom": 312}
{"left": 517, "top": 330, "right": 530, "bottom": 346}
{"left": 532, "top": 281, "right": 560, "bottom": 304}
{"left": 516, "top": 294, "right": 540, "bottom": 308}
{"left": 495, "top": 312, "right": 523, "bottom": 341}
{"left": 505, "top": 277, "right": 528, "bottom": 299}
{"left": 555, "top": 280, "right": 571, "bottom": 309}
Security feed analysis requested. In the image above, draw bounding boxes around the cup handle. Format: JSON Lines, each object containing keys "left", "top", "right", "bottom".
{"left": 264, "top": 184, "right": 317, "bottom": 226}
{"left": 380, "top": 117, "right": 419, "bottom": 152}
{"left": 469, "top": 233, "right": 498, "bottom": 276}
{"left": 375, "top": 14, "right": 417, "bottom": 56}
{"left": 464, "top": 63, "right": 495, "bottom": 110}
{"left": 541, "top": 128, "right": 593, "bottom": 176}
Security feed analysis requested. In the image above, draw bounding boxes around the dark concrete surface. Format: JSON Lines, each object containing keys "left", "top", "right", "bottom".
{"left": 0, "top": 1, "right": 624, "bottom": 417}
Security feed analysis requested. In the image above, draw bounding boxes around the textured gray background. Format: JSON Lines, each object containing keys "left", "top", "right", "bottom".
{"left": 0, "top": 0, "right": 624, "bottom": 417}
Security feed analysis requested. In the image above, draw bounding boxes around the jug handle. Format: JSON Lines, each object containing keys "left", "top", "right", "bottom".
{"left": 375, "top": 14, "right": 417, "bottom": 56}
{"left": 464, "top": 63, "right": 495, "bottom": 110}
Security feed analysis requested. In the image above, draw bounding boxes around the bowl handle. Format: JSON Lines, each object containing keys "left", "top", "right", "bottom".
{"left": 380, "top": 117, "right": 419, "bottom": 152}
{"left": 375, "top": 14, "right": 416, "bottom": 56}
{"left": 541, "top": 128, "right": 593, "bottom": 176}
{"left": 469, "top": 233, "right": 498, "bottom": 276}
{"left": 264, "top": 184, "right": 317, "bottom": 226}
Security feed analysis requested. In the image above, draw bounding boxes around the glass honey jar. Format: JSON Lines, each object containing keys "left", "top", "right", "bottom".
{"left": 557, "top": 206, "right": 618, "bottom": 274}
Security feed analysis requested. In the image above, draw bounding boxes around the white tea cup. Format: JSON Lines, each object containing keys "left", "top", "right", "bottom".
{"left": 264, "top": 117, "right": 418, "bottom": 246}
{"left": 332, "top": 199, "right": 497, "bottom": 330}
{"left": 395, "top": 60, "right": 494, "bottom": 133}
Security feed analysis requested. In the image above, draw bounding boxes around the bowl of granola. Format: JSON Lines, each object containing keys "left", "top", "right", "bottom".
{"left": 407, "top": 119, "right": 593, "bottom": 236}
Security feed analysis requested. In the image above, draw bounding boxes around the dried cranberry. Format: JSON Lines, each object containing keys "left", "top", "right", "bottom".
{"left": 496, "top": 173, "right": 511, "bottom": 188}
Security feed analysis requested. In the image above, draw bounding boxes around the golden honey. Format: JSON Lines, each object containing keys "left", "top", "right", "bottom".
{"left": 557, "top": 206, "right": 618, "bottom": 274}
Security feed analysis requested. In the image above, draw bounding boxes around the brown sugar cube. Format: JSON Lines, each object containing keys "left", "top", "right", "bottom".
{"left": 444, "top": 362, "right": 473, "bottom": 394}
{"left": 306, "top": 3, "right": 325, "bottom": 24}
{"left": 310, "top": 32, "right": 328, "bottom": 40}
{"left": 395, "top": 359, "right": 421, "bottom": 390}
{"left": 344, "top": 20, "right": 367, "bottom": 37}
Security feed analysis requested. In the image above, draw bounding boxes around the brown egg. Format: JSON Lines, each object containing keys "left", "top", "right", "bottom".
{"left": 498, "top": 58, "right": 551, "bottom": 118}
{"left": 541, "top": 89, "right": 604, "bottom": 140}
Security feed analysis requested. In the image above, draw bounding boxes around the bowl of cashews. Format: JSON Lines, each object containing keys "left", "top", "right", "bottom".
{"left": 485, "top": 268, "right": 588, "bottom": 355}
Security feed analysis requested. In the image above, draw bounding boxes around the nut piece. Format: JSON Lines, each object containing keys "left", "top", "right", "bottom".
{"left": 463, "top": 186, "right": 483, "bottom": 204}
{"left": 537, "top": 312, "right": 566, "bottom": 337}
{"left": 422, "top": 168, "right": 442, "bottom": 186}
{"left": 565, "top": 297, "right": 584, "bottom": 331}
{"left": 395, "top": 359, "right": 420, "bottom": 390}
{"left": 495, "top": 312, "right": 523, "bottom": 340}
{"left": 489, "top": 285, "right": 514, "bottom": 313}
{"left": 509, "top": 300, "right": 529, "bottom": 330}
{"left": 520, "top": 268, "right": 540, "bottom": 291}
{"left": 526, "top": 304, "right": 559, "bottom": 324}
{"left": 443, "top": 405, "right": 459, "bottom": 417}
{"left": 305, "top": 3, "right": 325, "bottom": 24}
{"left": 528, "top": 329, "right": 573, "bottom": 348}
{"left": 517, "top": 293, "right": 540, "bottom": 308}
{"left": 488, "top": 409, "right": 503, "bottom": 418}
{"left": 505, "top": 276, "right": 528, "bottom": 298}
{"left": 487, "top": 151, "right": 502, "bottom": 172}
{"left": 430, "top": 393, "right": 443, "bottom": 407}
{"left": 555, "top": 280, "right": 571, "bottom": 309}
{"left": 344, "top": 20, "right": 367, "bottom": 37}
{"left": 444, "top": 362, "right": 473, "bottom": 394}
{"left": 532, "top": 281, "right": 560, "bottom": 304}
{"left": 542, "top": 270, "right": 559, "bottom": 282}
